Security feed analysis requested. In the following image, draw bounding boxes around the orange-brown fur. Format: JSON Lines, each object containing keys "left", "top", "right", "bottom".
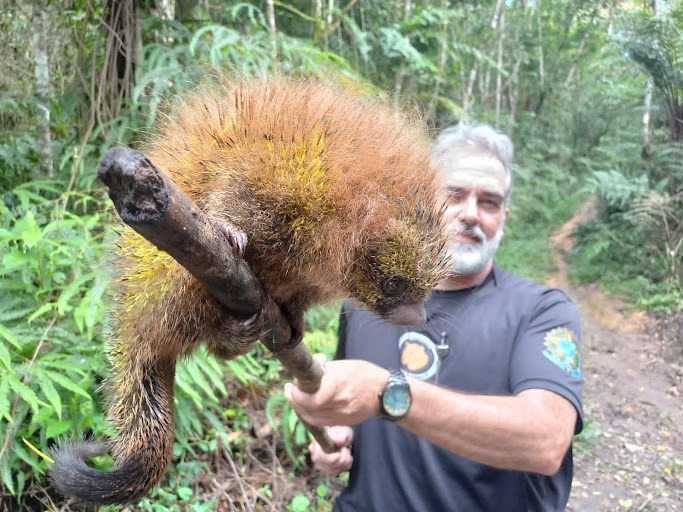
{"left": 50, "top": 76, "right": 448, "bottom": 505}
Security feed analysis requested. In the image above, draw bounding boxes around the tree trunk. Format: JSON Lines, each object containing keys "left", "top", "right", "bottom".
{"left": 266, "top": 0, "right": 277, "bottom": 60}
{"left": 563, "top": 7, "right": 597, "bottom": 89}
{"left": 563, "top": 32, "right": 588, "bottom": 89}
{"left": 642, "top": 74, "right": 653, "bottom": 158}
{"left": 32, "top": 0, "right": 52, "bottom": 178}
{"left": 536, "top": 0, "right": 545, "bottom": 100}
{"left": 495, "top": 8, "right": 505, "bottom": 129}
{"left": 313, "top": 0, "right": 323, "bottom": 44}
{"left": 393, "top": 65, "right": 406, "bottom": 113}
{"left": 175, "top": 0, "right": 199, "bottom": 22}
{"left": 463, "top": 68, "right": 477, "bottom": 115}
{"left": 426, "top": 0, "right": 449, "bottom": 120}
{"left": 91, "top": 0, "right": 141, "bottom": 130}
{"left": 481, "top": 65, "right": 491, "bottom": 111}
{"left": 507, "top": 57, "right": 522, "bottom": 134}
{"left": 392, "top": 0, "right": 412, "bottom": 114}
{"left": 327, "top": 0, "right": 334, "bottom": 27}
{"left": 642, "top": 0, "right": 657, "bottom": 156}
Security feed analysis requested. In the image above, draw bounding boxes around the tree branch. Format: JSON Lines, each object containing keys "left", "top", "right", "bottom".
{"left": 97, "top": 146, "right": 335, "bottom": 453}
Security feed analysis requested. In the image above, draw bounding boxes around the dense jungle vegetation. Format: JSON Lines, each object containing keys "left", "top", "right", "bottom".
{"left": 1, "top": 0, "right": 682, "bottom": 510}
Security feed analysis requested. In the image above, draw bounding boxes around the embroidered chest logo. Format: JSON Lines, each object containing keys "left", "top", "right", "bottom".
{"left": 542, "top": 327, "right": 581, "bottom": 378}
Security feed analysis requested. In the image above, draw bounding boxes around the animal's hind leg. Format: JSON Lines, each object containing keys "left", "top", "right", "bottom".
{"left": 204, "top": 311, "right": 260, "bottom": 360}
{"left": 274, "top": 293, "right": 310, "bottom": 350}
{"left": 202, "top": 220, "right": 261, "bottom": 359}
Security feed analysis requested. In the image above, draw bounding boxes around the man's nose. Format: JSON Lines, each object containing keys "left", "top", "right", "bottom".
{"left": 458, "top": 196, "right": 479, "bottom": 225}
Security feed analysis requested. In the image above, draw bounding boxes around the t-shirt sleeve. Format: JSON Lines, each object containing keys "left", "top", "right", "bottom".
{"left": 509, "top": 289, "right": 584, "bottom": 434}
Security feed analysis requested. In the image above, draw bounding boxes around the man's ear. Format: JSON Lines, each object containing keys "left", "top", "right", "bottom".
{"left": 501, "top": 208, "right": 510, "bottom": 235}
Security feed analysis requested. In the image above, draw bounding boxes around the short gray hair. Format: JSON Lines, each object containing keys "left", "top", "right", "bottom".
{"left": 431, "top": 121, "right": 515, "bottom": 206}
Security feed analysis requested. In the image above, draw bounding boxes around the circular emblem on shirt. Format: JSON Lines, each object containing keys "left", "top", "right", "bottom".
{"left": 398, "top": 332, "right": 440, "bottom": 381}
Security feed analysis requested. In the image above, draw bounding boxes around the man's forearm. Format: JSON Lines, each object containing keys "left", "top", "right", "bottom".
{"left": 400, "top": 380, "right": 577, "bottom": 475}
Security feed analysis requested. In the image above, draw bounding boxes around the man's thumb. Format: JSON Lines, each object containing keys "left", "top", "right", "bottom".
{"left": 284, "top": 382, "right": 310, "bottom": 406}
{"left": 327, "top": 426, "right": 353, "bottom": 447}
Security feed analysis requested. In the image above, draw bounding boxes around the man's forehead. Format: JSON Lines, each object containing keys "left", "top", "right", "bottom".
{"left": 439, "top": 153, "right": 507, "bottom": 195}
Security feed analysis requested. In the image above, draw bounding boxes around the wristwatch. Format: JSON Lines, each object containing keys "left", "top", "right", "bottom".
{"left": 378, "top": 369, "right": 412, "bottom": 421}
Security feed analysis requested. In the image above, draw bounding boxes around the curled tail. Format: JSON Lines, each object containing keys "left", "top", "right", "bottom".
{"left": 50, "top": 356, "right": 177, "bottom": 505}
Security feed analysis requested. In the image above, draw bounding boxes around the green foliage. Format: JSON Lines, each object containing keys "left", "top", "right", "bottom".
{"left": 0, "top": 94, "right": 42, "bottom": 191}
{"left": 173, "top": 346, "right": 268, "bottom": 461}
{"left": 265, "top": 387, "right": 309, "bottom": 469}
{"left": 0, "top": 181, "right": 110, "bottom": 497}
{"left": 136, "top": 460, "right": 217, "bottom": 511}
{"left": 304, "top": 303, "right": 342, "bottom": 360}
{"left": 586, "top": 170, "right": 650, "bottom": 209}
{"left": 573, "top": 419, "right": 601, "bottom": 459}
{"left": 286, "top": 481, "right": 334, "bottom": 512}
{"left": 570, "top": 142, "right": 683, "bottom": 310}
{"left": 619, "top": 6, "right": 683, "bottom": 142}
{"left": 287, "top": 494, "right": 312, "bottom": 512}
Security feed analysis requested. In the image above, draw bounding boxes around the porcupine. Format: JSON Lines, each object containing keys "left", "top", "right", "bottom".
{"left": 49, "top": 76, "right": 449, "bottom": 505}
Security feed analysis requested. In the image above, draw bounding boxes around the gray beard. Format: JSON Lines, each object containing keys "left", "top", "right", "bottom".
{"left": 448, "top": 224, "right": 504, "bottom": 275}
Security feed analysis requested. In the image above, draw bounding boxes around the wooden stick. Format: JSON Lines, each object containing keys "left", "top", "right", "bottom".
{"left": 98, "top": 146, "right": 336, "bottom": 453}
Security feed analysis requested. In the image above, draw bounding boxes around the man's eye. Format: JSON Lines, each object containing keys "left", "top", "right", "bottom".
{"left": 380, "top": 276, "right": 409, "bottom": 297}
{"left": 446, "top": 190, "right": 464, "bottom": 202}
{"left": 481, "top": 199, "right": 502, "bottom": 210}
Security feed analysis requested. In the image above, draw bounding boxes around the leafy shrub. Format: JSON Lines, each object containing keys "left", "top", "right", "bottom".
{"left": 0, "top": 181, "right": 110, "bottom": 498}
{"left": 570, "top": 144, "right": 683, "bottom": 310}
{"left": 0, "top": 94, "right": 42, "bottom": 191}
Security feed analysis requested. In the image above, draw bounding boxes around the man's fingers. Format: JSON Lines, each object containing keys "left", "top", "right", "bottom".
{"left": 309, "top": 442, "right": 353, "bottom": 475}
{"left": 327, "top": 425, "right": 353, "bottom": 447}
{"left": 313, "top": 352, "right": 328, "bottom": 372}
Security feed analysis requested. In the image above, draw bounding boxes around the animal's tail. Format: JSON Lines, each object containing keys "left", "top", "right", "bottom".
{"left": 48, "top": 227, "right": 250, "bottom": 505}
{"left": 49, "top": 356, "right": 177, "bottom": 505}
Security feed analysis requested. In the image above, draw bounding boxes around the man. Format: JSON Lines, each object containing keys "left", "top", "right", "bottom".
{"left": 285, "top": 121, "right": 583, "bottom": 511}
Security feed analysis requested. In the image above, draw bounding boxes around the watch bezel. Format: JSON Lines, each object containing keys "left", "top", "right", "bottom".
{"left": 378, "top": 369, "right": 412, "bottom": 421}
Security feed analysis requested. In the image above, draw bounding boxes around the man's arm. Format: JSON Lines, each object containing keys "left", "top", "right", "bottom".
{"left": 285, "top": 359, "right": 577, "bottom": 476}
{"left": 406, "top": 380, "right": 576, "bottom": 475}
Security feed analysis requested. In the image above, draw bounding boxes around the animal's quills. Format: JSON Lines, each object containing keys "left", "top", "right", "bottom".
{"left": 49, "top": 75, "right": 449, "bottom": 505}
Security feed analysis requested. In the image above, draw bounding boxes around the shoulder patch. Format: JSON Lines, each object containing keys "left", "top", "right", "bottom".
{"left": 542, "top": 327, "right": 581, "bottom": 378}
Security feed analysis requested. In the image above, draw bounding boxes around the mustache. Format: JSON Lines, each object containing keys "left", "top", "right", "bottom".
{"left": 449, "top": 222, "right": 486, "bottom": 243}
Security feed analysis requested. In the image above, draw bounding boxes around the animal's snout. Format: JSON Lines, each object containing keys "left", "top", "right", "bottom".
{"left": 385, "top": 303, "right": 427, "bottom": 326}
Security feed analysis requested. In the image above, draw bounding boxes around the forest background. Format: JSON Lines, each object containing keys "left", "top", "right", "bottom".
{"left": 0, "top": 0, "right": 681, "bottom": 510}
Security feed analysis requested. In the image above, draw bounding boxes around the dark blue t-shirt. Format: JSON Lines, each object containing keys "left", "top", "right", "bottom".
{"left": 333, "top": 265, "right": 583, "bottom": 512}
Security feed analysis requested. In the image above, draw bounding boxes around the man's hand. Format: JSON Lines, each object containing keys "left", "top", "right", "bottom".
{"left": 284, "top": 359, "right": 388, "bottom": 426}
{"left": 309, "top": 426, "right": 354, "bottom": 475}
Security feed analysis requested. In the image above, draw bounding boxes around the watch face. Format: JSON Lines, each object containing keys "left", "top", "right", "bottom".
{"left": 382, "top": 384, "right": 411, "bottom": 417}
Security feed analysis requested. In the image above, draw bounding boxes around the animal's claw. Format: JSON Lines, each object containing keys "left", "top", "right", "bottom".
{"left": 217, "top": 221, "right": 248, "bottom": 261}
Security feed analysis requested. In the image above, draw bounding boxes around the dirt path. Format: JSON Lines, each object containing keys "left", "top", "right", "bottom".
{"left": 547, "top": 198, "right": 683, "bottom": 512}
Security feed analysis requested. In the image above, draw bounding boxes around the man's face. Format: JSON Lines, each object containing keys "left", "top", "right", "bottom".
{"left": 439, "top": 151, "right": 509, "bottom": 275}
